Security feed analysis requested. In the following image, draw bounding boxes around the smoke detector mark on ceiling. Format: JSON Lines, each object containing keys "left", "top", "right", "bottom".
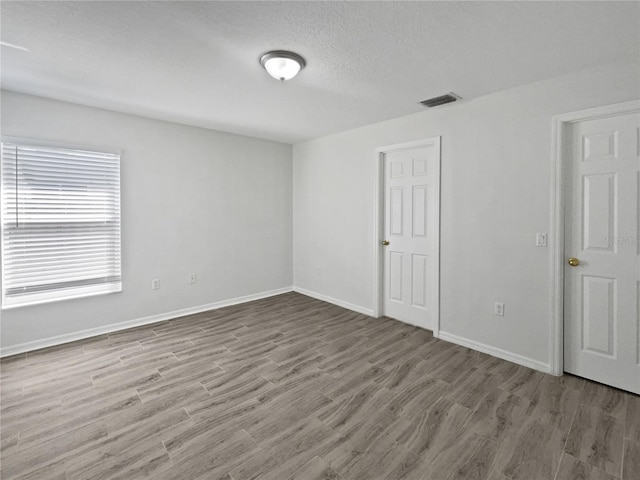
{"left": 420, "top": 93, "right": 461, "bottom": 108}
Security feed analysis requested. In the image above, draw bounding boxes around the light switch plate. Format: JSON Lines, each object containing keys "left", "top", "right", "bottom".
{"left": 536, "top": 233, "right": 547, "bottom": 247}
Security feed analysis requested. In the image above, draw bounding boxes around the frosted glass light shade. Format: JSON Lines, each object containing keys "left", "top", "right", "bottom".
{"left": 260, "top": 51, "right": 305, "bottom": 81}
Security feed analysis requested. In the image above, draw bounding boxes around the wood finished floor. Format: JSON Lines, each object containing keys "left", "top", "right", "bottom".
{"left": 1, "top": 292, "right": 638, "bottom": 480}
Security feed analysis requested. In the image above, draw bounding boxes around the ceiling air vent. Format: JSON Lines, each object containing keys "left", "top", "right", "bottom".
{"left": 420, "top": 92, "right": 461, "bottom": 108}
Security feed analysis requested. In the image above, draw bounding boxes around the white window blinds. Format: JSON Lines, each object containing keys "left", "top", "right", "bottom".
{"left": 1, "top": 141, "right": 121, "bottom": 308}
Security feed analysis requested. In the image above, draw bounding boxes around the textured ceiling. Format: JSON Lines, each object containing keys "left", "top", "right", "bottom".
{"left": 1, "top": 1, "right": 639, "bottom": 144}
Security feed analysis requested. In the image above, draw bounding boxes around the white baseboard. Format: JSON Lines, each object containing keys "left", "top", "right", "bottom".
{"left": 437, "top": 331, "right": 551, "bottom": 374}
{"left": 0, "top": 286, "right": 293, "bottom": 358}
{"left": 292, "top": 286, "right": 374, "bottom": 317}
{"left": 2, "top": 286, "right": 550, "bottom": 376}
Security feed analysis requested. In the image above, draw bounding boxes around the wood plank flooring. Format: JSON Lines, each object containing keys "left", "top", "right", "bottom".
{"left": 1, "top": 292, "right": 638, "bottom": 480}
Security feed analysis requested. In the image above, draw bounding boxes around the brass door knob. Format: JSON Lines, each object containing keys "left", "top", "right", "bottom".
{"left": 568, "top": 257, "right": 580, "bottom": 267}
{"left": 382, "top": 240, "right": 390, "bottom": 246}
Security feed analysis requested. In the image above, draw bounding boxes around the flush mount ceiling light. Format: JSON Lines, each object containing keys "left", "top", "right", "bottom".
{"left": 260, "top": 50, "right": 305, "bottom": 81}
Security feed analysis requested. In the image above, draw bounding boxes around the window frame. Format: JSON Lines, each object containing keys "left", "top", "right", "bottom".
{"left": 1, "top": 137, "right": 123, "bottom": 309}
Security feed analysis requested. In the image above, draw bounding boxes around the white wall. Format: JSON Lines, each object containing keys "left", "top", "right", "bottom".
{"left": 293, "top": 60, "right": 640, "bottom": 371}
{"left": 1, "top": 91, "right": 293, "bottom": 351}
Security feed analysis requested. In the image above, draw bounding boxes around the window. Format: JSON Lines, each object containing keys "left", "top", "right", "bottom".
{"left": 1, "top": 140, "right": 121, "bottom": 308}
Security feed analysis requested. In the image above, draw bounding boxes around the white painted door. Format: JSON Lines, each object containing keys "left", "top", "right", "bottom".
{"left": 564, "top": 111, "right": 640, "bottom": 394}
{"left": 382, "top": 139, "right": 440, "bottom": 330}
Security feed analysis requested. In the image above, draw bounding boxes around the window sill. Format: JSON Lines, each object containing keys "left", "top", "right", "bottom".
{"left": 2, "top": 283, "right": 122, "bottom": 310}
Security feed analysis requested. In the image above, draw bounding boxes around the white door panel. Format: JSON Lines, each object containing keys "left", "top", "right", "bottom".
{"left": 383, "top": 140, "right": 440, "bottom": 330}
{"left": 564, "top": 111, "right": 640, "bottom": 394}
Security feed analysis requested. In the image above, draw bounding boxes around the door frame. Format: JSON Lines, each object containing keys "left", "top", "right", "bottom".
{"left": 372, "top": 137, "right": 442, "bottom": 337}
{"left": 549, "top": 100, "right": 640, "bottom": 376}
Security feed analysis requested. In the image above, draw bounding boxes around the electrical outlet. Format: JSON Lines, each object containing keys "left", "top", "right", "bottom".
{"left": 189, "top": 273, "right": 197, "bottom": 285}
{"left": 151, "top": 278, "right": 160, "bottom": 290}
{"left": 494, "top": 302, "right": 505, "bottom": 316}
{"left": 536, "top": 232, "right": 548, "bottom": 247}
